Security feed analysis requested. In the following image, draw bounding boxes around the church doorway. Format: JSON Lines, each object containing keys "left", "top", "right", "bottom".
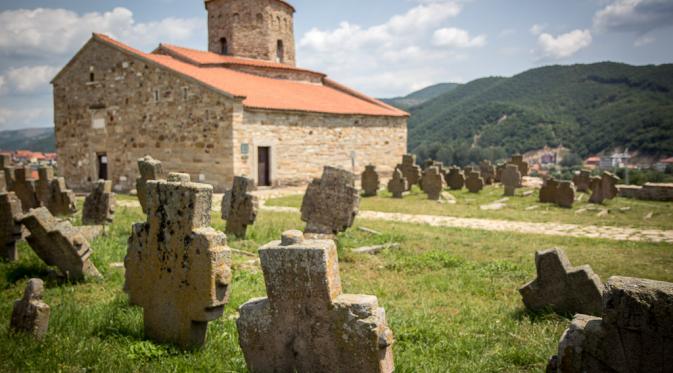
{"left": 257, "top": 147, "right": 271, "bottom": 187}
{"left": 97, "top": 153, "right": 109, "bottom": 181}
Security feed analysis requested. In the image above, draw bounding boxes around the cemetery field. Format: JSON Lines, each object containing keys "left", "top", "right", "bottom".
{"left": 1, "top": 202, "right": 673, "bottom": 372}
{"left": 266, "top": 185, "right": 673, "bottom": 230}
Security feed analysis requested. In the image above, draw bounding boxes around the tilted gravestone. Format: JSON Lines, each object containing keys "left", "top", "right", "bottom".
{"left": 20, "top": 207, "right": 101, "bottom": 282}
{"left": 237, "top": 231, "right": 395, "bottom": 373}
{"left": 465, "top": 171, "right": 484, "bottom": 193}
{"left": 589, "top": 172, "right": 620, "bottom": 204}
{"left": 502, "top": 164, "right": 522, "bottom": 196}
{"left": 82, "top": 180, "right": 116, "bottom": 225}
{"left": 539, "top": 178, "right": 560, "bottom": 204}
{"left": 480, "top": 160, "right": 496, "bottom": 185}
{"left": 556, "top": 181, "right": 576, "bottom": 209}
{"left": 10, "top": 278, "right": 50, "bottom": 340}
{"left": 396, "top": 154, "right": 421, "bottom": 191}
{"left": 125, "top": 173, "right": 233, "bottom": 349}
{"left": 221, "top": 176, "right": 258, "bottom": 238}
{"left": 421, "top": 166, "right": 445, "bottom": 200}
{"left": 446, "top": 167, "right": 465, "bottom": 190}
{"left": 387, "top": 169, "right": 407, "bottom": 199}
{"left": 361, "top": 164, "right": 380, "bottom": 197}
{"left": 12, "top": 168, "right": 39, "bottom": 212}
{"left": 1, "top": 192, "right": 22, "bottom": 262}
{"left": 549, "top": 276, "right": 673, "bottom": 373}
{"left": 509, "top": 155, "right": 529, "bottom": 177}
{"left": 519, "top": 248, "right": 603, "bottom": 316}
{"left": 36, "top": 167, "right": 77, "bottom": 216}
{"left": 136, "top": 156, "right": 166, "bottom": 214}
{"left": 300, "top": 166, "right": 359, "bottom": 235}
{"left": 572, "top": 170, "right": 592, "bottom": 193}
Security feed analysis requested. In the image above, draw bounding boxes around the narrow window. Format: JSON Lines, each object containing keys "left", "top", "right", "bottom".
{"left": 154, "top": 89, "right": 160, "bottom": 102}
{"left": 89, "top": 72, "right": 95, "bottom": 82}
{"left": 220, "top": 37, "right": 228, "bottom": 55}
{"left": 256, "top": 13, "right": 263, "bottom": 24}
{"left": 276, "top": 40, "right": 284, "bottom": 63}
{"left": 183, "top": 87, "right": 188, "bottom": 100}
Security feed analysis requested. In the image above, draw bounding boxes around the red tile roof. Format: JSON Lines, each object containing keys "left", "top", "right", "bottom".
{"left": 660, "top": 157, "right": 673, "bottom": 164}
{"left": 93, "top": 34, "right": 407, "bottom": 118}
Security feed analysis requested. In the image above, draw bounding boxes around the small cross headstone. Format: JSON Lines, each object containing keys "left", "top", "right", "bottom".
{"left": 509, "top": 155, "right": 529, "bottom": 177}
{"left": 361, "top": 164, "right": 380, "bottom": 197}
{"left": 237, "top": 231, "right": 395, "bottom": 372}
{"left": 501, "top": 164, "right": 522, "bottom": 196}
{"left": 465, "top": 171, "right": 484, "bottom": 193}
{"left": 589, "top": 171, "right": 620, "bottom": 204}
{"left": 136, "top": 155, "right": 166, "bottom": 213}
{"left": 387, "top": 169, "right": 407, "bottom": 198}
{"left": 572, "top": 170, "right": 592, "bottom": 193}
{"left": 480, "top": 160, "right": 496, "bottom": 185}
{"left": 300, "top": 166, "right": 359, "bottom": 235}
{"left": 82, "top": 180, "right": 116, "bottom": 225}
{"left": 221, "top": 176, "right": 258, "bottom": 238}
{"left": 36, "top": 167, "right": 77, "bottom": 216}
{"left": 396, "top": 154, "right": 421, "bottom": 191}
{"left": 0, "top": 192, "right": 22, "bottom": 262}
{"left": 446, "top": 167, "right": 465, "bottom": 190}
{"left": 10, "top": 278, "right": 50, "bottom": 340}
{"left": 125, "top": 174, "right": 232, "bottom": 349}
{"left": 421, "top": 166, "right": 445, "bottom": 200}
{"left": 12, "top": 168, "right": 38, "bottom": 212}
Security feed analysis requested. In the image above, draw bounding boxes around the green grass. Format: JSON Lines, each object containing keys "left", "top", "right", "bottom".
{"left": 266, "top": 185, "right": 673, "bottom": 230}
{"left": 1, "top": 200, "right": 672, "bottom": 372}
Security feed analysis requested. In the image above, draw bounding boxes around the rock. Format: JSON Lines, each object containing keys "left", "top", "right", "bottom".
{"left": 465, "top": 171, "right": 484, "bottom": 193}
{"left": 125, "top": 174, "right": 232, "bottom": 349}
{"left": 446, "top": 166, "right": 465, "bottom": 190}
{"left": 10, "top": 279, "right": 50, "bottom": 340}
{"left": 395, "top": 154, "right": 421, "bottom": 191}
{"left": 502, "top": 164, "right": 522, "bottom": 196}
{"left": 221, "top": 176, "right": 258, "bottom": 238}
{"left": 300, "top": 166, "right": 359, "bottom": 235}
{"left": 526, "top": 205, "right": 540, "bottom": 211}
{"left": 361, "top": 165, "right": 380, "bottom": 197}
{"left": 237, "top": 231, "right": 395, "bottom": 372}
{"left": 619, "top": 207, "right": 631, "bottom": 213}
{"left": 480, "top": 202, "right": 506, "bottom": 210}
{"left": 596, "top": 209, "right": 608, "bottom": 217}
{"left": 572, "top": 170, "right": 592, "bottom": 193}
{"left": 387, "top": 168, "right": 407, "bottom": 199}
{"left": 82, "top": 180, "right": 116, "bottom": 225}
{"left": 644, "top": 211, "right": 653, "bottom": 220}
{"left": 1, "top": 192, "right": 22, "bottom": 261}
{"left": 522, "top": 190, "right": 534, "bottom": 197}
{"left": 519, "top": 248, "right": 603, "bottom": 316}
{"left": 421, "top": 166, "right": 445, "bottom": 201}
{"left": 352, "top": 243, "right": 401, "bottom": 254}
{"left": 135, "top": 155, "right": 166, "bottom": 214}
{"left": 589, "top": 172, "right": 620, "bottom": 204}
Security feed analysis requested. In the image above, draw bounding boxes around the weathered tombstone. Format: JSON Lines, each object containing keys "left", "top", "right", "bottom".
{"left": 237, "top": 231, "right": 395, "bottom": 372}
{"left": 465, "top": 171, "right": 484, "bottom": 193}
{"left": 0, "top": 192, "right": 22, "bottom": 261}
{"left": 572, "top": 170, "right": 592, "bottom": 193}
{"left": 10, "top": 278, "right": 50, "bottom": 340}
{"left": 501, "top": 164, "right": 522, "bottom": 196}
{"left": 125, "top": 174, "right": 232, "bottom": 349}
{"left": 136, "top": 156, "right": 166, "bottom": 213}
{"left": 519, "top": 248, "right": 603, "bottom": 316}
{"left": 221, "top": 176, "right": 258, "bottom": 238}
{"left": 12, "top": 168, "right": 38, "bottom": 212}
{"left": 361, "top": 164, "right": 380, "bottom": 197}
{"left": 589, "top": 172, "right": 620, "bottom": 204}
{"left": 387, "top": 169, "right": 407, "bottom": 198}
{"left": 421, "top": 166, "right": 445, "bottom": 200}
{"left": 300, "top": 166, "right": 359, "bottom": 235}
{"left": 549, "top": 276, "right": 673, "bottom": 373}
{"left": 36, "top": 167, "right": 77, "bottom": 216}
{"left": 464, "top": 166, "right": 474, "bottom": 175}
{"left": 480, "top": 160, "right": 496, "bottom": 185}
{"left": 446, "top": 167, "right": 465, "bottom": 190}
{"left": 82, "top": 180, "right": 116, "bottom": 225}
{"left": 510, "top": 155, "right": 529, "bottom": 177}
{"left": 0, "top": 172, "right": 5, "bottom": 193}
{"left": 35, "top": 167, "right": 54, "bottom": 209}
{"left": 0, "top": 155, "right": 12, "bottom": 191}
{"left": 396, "top": 154, "right": 421, "bottom": 191}
{"left": 20, "top": 207, "right": 101, "bottom": 282}
{"left": 539, "top": 178, "right": 559, "bottom": 204}
{"left": 556, "top": 181, "right": 576, "bottom": 209}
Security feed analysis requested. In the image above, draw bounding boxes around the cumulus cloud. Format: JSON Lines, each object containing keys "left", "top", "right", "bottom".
{"left": 433, "top": 28, "right": 486, "bottom": 48}
{"left": 0, "top": 107, "right": 49, "bottom": 128}
{"left": 536, "top": 29, "right": 593, "bottom": 59}
{"left": 594, "top": 0, "right": 673, "bottom": 33}
{"left": 530, "top": 24, "right": 547, "bottom": 35}
{"left": 3, "top": 65, "right": 60, "bottom": 94}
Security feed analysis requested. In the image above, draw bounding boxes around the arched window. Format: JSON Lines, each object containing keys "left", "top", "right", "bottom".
{"left": 276, "top": 40, "right": 284, "bottom": 63}
{"left": 220, "top": 38, "right": 228, "bottom": 55}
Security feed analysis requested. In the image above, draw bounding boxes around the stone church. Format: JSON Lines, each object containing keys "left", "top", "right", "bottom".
{"left": 52, "top": 0, "right": 408, "bottom": 192}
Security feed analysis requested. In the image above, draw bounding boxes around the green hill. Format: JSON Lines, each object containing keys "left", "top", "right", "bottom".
{"left": 381, "top": 83, "right": 460, "bottom": 110}
{"left": 0, "top": 127, "right": 55, "bottom": 153}
{"left": 406, "top": 62, "right": 673, "bottom": 166}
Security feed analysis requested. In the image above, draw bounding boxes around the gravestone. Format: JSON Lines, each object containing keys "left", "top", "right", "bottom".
{"left": 0, "top": 172, "right": 5, "bottom": 192}
{"left": 465, "top": 171, "right": 484, "bottom": 193}
{"left": 421, "top": 166, "right": 445, "bottom": 200}
{"left": 125, "top": 174, "right": 232, "bottom": 349}
{"left": 237, "top": 231, "right": 395, "bottom": 373}
{"left": 300, "top": 166, "right": 359, "bottom": 235}
{"left": 396, "top": 154, "right": 421, "bottom": 191}
{"left": 82, "top": 180, "right": 116, "bottom": 225}
{"left": 12, "top": 168, "right": 38, "bottom": 212}
{"left": 20, "top": 207, "right": 101, "bottom": 282}
{"left": 0, "top": 155, "right": 13, "bottom": 191}
{"left": 539, "top": 178, "right": 559, "bottom": 204}
{"left": 0, "top": 192, "right": 22, "bottom": 261}
{"left": 361, "top": 165, "right": 380, "bottom": 197}
{"left": 136, "top": 156, "right": 166, "bottom": 214}
{"left": 464, "top": 166, "right": 474, "bottom": 175}
{"left": 387, "top": 169, "right": 407, "bottom": 199}
{"left": 501, "top": 164, "right": 522, "bottom": 196}
{"left": 480, "top": 160, "right": 496, "bottom": 185}
{"left": 36, "top": 167, "right": 77, "bottom": 216}
{"left": 446, "top": 167, "right": 465, "bottom": 190}
{"left": 589, "top": 172, "right": 620, "bottom": 204}
{"left": 549, "top": 276, "right": 673, "bottom": 373}
{"left": 519, "top": 248, "right": 603, "bottom": 316}
{"left": 556, "top": 181, "right": 576, "bottom": 209}
{"left": 10, "top": 279, "right": 50, "bottom": 340}
{"left": 221, "top": 176, "right": 258, "bottom": 238}
{"left": 495, "top": 164, "right": 505, "bottom": 183}
{"left": 509, "top": 155, "right": 529, "bottom": 177}
{"left": 572, "top": 170, "right": 592, "bottom": 193}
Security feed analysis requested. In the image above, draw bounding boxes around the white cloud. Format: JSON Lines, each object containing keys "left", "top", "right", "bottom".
{"left": 433, "top": 28, "right": 486, "bottom": 48}
{"left": 594, "top": 0, "right": 673, "bottom": 33}
{"left": 4, "top": 65, "right": 60, "bottom": 94}
{"left": 536, "top": 29, "right": 593, "bottom": 59}
{"left": 530, "top": 24, "right": 546, "bottom": 35}
{"left": 634, "top": 35, "right": 655, "bottom": 46}
{"left": 0, "top": 107, "right": 49, "bottom": 128}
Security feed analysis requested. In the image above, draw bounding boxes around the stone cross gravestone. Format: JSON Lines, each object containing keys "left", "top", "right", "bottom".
{"left": 300, "top": 166, "right": 359, "bottom": 235}
{"left": 387, "top": 169, "right": 407, "bottom": 199}
{"left": 509, "top": 155, "right": 529, "bottom": 177}
{"left": 125, "top": 174, "right": 233, "bottom": 349}
{"left": 421, "top": 166, "right": 445, "bottom": 200}
{"left": 556, "top": 181, "right": 576, "bottom": 209}
{"left": 82, "top": 180, "right": 116, "bottom": 225}
{"left": 480, "top": 160, "right": 496, "bottom": 185}
{"left": 237, "top": 231, "right": 395, "bottom": 373}
{"left": 501, "top": 164, "right": 522, "bottom": 196}
{"left": 572, "top": 170, "right": 592, "bottom": 193}
{"left": 10, "top": 278, "right": 50, "bottom": 340}
{"left": 12, "top": 168, "right": 38, "bottom": 212}
{"left": 221, "top": 176, "right": 258, "bottom": 238}
{"left": 589, "top": 172, "right": 619, "bottom": 204}
{"left": 361, "top": 164, "right": 380, "bottom": 197}
{"left": 1, "top": 192, "right": 22, "bottom": 262}
{"left": 136, "top": 156, "right": 166, "bottom": 214}
{"left": 465, "top": 171, "right": 484, "bottom": 193}
{"left": 519, "top": 248, "right": 603, "bottom": 316}
{"left": 539, "top": 178, "right": 560, "bottom": 204}
{"left": 36, "top": 167, "right": 77, "bottom": 216}
{"left": 0, "top": 155, "right": 13, "bottom": 191}
{"left": 396, "top": 154, "right": 421, "bottom": 191}
{"left": 446, "top": 167, "right": 465, "bottom": 190}
{"left": 21, "top": 207, "right": 101, "bottom": 282}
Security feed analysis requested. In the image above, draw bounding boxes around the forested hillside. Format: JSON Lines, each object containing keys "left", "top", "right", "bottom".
{"left": 0, "top": 127, "right": 55, "bottom": 152}
{"left": 381, "top": 83, "right": 460, "bottom": 110}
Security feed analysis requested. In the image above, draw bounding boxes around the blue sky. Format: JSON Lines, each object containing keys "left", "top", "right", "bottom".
{"left": 0, "top": 0, "right": 672, "bottom": 130}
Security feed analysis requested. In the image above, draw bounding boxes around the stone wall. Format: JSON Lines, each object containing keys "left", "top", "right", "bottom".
{"left": 617, "top": 183, "right": 673, "bottom": 201}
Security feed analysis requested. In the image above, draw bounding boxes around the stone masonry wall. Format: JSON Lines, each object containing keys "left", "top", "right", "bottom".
{"left": 53, "top": 40, "right": 236, "bottom": 192}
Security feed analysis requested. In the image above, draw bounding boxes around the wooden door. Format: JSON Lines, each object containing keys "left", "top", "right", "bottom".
{"left": 258, "top": 147, "right": 271, "bottom": 186}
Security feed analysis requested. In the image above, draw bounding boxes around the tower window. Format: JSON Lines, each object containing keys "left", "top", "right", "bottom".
{"left": 154, "top": 89, "right": 160, "bottom": 102}
{"left": 89, "top": 72, "right": 95, "bottom": 82}
{"left": 233, "top": 13, "right": 240, "bottom": 22}
{"left": 276, "top": 40, "right": 284, "bottom": 63}
{"left": 220, "top": 38, "right": 228, "bottom": 55}
{"left": 256, "top": 13, "right": 263, "bottom": 24}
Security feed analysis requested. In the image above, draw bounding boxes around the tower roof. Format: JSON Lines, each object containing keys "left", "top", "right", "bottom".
{"left": 204, "top": 0, "right": 295, "bottom": 12}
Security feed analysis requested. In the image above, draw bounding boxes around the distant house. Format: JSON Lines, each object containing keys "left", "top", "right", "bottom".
{"left": 540, "top": 152, "right": 557, "bottom": 165}
{"left": 655, "top": 157, "right": 673, "bottom": 172}
{"left": 584, "top": 156, "right": 601, "bottom": 168}
{"left": 599, "top": 151, "right": 630, "bottom": 169}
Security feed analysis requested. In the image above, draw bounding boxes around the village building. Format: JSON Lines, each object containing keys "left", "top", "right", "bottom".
{"left": 52, "top": 0, "right": 408, "bottom": 192}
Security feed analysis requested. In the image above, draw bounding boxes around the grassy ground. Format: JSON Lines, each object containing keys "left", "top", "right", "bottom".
{"left": 266, "top": 185, "right": 673, "bottom": 230}
{"left": 1, "top": 200, "right": 672, "bottom": 372}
